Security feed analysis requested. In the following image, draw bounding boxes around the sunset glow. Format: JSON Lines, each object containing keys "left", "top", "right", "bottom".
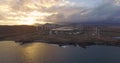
{"left": 0, "top": 0, "right": 120, "bottom": 25}
{"left": 19, "top": 17, "right": 36, "bottom": 25}
{"left": 17, "top": 11, "right": 55, "bottom": 25}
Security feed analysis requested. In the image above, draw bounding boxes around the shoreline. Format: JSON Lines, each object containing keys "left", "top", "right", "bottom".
{"left": 1, "top": 34, "right": 120, "bottom": 47}
{"left": 1, "top": 39, "right": 120, "bottom": 48}
{"left": 0, "top": 25, "right": 120, "bottom": 47}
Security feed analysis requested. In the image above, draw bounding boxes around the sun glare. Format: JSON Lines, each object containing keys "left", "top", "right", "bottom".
{"left": 19, "top": 17, "right": 49, "bottom": 25}
{"left": 17, "top": 11, "right": 56, "bottom": 25}
{"left": 20, "top": 17, "right": 36, "bottom": 25}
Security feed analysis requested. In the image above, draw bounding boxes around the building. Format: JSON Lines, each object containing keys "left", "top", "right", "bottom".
{"left": 37, "top": 23, "right": 60, "bottom": 31}
{"left": 49, "top": 27, "right": 82, "bottom": 35}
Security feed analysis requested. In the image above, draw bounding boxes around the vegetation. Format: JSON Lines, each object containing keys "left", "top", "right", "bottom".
{"left": 0, "top": 25, "right": 120, "bottom": 47}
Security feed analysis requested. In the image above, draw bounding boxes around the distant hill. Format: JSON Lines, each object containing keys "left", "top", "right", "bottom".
{"left": 68, "top": 21, "right": 120, "bottom": 26}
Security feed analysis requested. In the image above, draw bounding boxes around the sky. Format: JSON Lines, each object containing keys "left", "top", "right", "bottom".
{"left": 0, "top": 0, "right": 120, "bottom": 25}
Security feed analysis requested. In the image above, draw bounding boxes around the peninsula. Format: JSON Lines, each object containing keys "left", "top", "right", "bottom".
{"left": 0, "top": 24, "right": 120, "bottom": 47}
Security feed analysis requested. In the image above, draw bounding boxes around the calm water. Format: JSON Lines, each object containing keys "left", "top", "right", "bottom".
{"left": 0, "top": 41, "right": 120, "bottom": 63}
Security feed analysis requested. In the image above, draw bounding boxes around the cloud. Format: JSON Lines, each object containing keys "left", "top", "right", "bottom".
{"left": 1, "top": 0, "right": 120, "bottom": 25}
{"left": 10, "top": 0, "right": 72, "bottom": 12}
{"left": 44, "top": 0, "right": 120, "bottom": 24}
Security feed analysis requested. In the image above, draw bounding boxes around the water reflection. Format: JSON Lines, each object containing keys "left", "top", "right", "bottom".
{"left": 22, "top": 44, "right": 38, "bottom": 63}
{"left": 0, "top": 41, "right": 120, "bottom": 63}
{"left": 21, "top": 43, "right": 47, "bottom": 63}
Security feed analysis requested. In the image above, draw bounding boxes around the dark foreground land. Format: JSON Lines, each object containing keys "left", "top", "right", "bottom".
{"left": 1, "top": 25, "right": 120, "bottom": 47}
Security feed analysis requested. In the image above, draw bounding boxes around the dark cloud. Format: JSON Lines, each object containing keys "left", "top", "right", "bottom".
{"left": 44, "top": 0, "right": 120, "bottom": 24}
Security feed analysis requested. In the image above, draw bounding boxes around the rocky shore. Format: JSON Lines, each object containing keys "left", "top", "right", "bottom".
{"left": 0, "top": 32, "right": 120, "bottom": 47}
{"left": 0, "top": 25, "right": 120, "bottom": 47}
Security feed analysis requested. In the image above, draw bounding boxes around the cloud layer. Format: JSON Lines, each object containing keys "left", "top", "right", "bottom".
{"left": 0, "top": 0, "right": 120, "bottom": 25}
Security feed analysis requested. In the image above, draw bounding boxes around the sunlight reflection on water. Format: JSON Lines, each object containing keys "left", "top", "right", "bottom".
{"left": 0, "top": 41, "right": 120, "bottom": 63}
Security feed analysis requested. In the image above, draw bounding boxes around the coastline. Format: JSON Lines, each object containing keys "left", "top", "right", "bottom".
{"left": 0, "top": 33, "right": 120, "bottom": 47}
{"left": 0, "top": 25, "right": 120, "bottom": 47}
